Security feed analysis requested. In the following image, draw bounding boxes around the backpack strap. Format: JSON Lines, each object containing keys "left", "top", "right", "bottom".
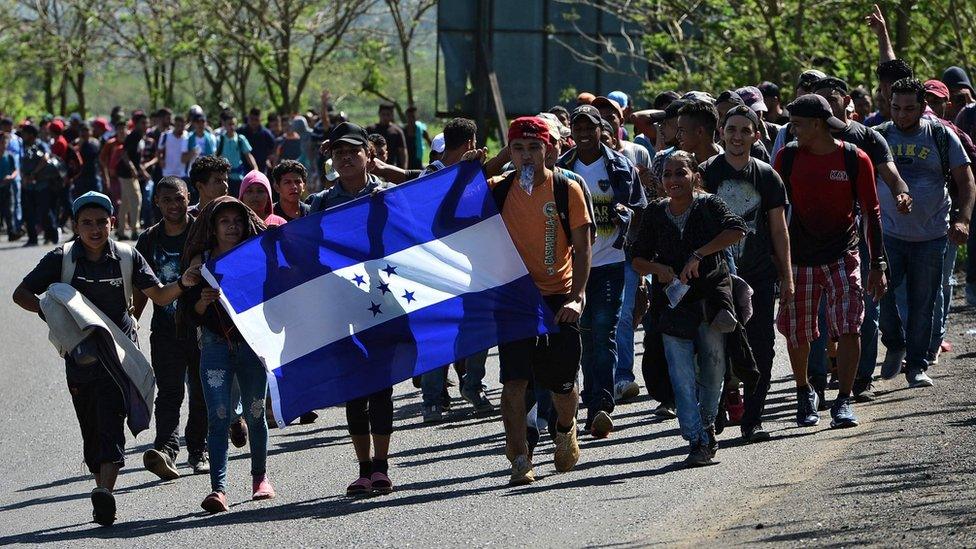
{"left": 60, "top": 241, "right": 76, "bottom": 284}
{"left": 491, "top": 171, "right": 516, "bottom": 214}
{"left": 931, "top": 121, "right": 952, "bottom": 183}
{"left": 780, "top": 142, "right": 799, "bottom": 193}
{"left": 841, "top": 141, "right": 860, "bottom": 205}
{"left": 216, "top": 134, "right": 225, "bottom": 156}
{"left": 116, "top": 242, "right": 135, "bottom": 314}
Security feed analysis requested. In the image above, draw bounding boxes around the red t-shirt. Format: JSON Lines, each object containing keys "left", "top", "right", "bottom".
{"left": 51, "top": 135, "right": 70, "bottom": 161}
{"left": 774, "top": 142, "right": 882, "bottom": 266}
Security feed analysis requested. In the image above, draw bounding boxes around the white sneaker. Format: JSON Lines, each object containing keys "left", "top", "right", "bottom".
{"left": 614, "top": 380, "right": 640, "bottom": 401}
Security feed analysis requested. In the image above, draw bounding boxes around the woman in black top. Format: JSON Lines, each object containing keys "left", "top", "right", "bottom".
{"left": 631, "top": 151, "right": 746, "bottom": 467}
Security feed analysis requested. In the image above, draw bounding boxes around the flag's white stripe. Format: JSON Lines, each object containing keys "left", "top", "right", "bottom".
{"left": 213, "top": 213, "right": 528, "bottom": 371}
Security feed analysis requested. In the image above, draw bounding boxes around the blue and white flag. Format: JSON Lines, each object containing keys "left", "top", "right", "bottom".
{"left": 202, "top": 161, "right": 555, "bottom": 425}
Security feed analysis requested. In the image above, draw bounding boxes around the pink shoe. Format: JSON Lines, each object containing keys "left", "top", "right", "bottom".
{"left": 252, "top": 474, "right": 275, "bottom": 500}
{"left": 201, "top": 491, "right": 229, "bottom": 513}
{"left": 370, "top": 471, "right": 393, "bottom": 495}
{"left": 346, "top": 476, "right": 372, "bottom": 497}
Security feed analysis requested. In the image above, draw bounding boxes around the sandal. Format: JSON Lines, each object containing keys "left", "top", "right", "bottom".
{"left": 346, "top": 476, "right": 372, "bottom": 497}
{"left": 370, "top": 471, "right": 393, "bottom": 495}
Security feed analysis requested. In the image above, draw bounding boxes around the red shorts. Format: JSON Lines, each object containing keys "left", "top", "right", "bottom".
{"left": 776, "top": 250, "right": 864, "bottom": 347}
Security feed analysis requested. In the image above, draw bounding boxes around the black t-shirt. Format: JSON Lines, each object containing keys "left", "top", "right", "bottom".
{"left": 273, "top": 201, "right": 310, "bottom": 222}
{"left": 115, "top": 131, "right": 144, "bottom": 179}
{"left": 833, "top": 120, "right": 893, "bottom": 167}
{"left": 23, "top": 241, "right": 160, "bottom": 340}
{"left": 136, "top": 223, "right": 191, "bottom": 336}
{"left": 366, "top": 123, "right": 407, "bottom": 167}
{"left": 77, "top": 138, "right": 101, "bottom": 182}
{"left": 701, "top": 155, "right": 788, "bottom": 281}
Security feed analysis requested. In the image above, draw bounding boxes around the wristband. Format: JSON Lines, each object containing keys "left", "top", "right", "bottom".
{"left": 691, "top": 251, "right": 704, "bottom": 262}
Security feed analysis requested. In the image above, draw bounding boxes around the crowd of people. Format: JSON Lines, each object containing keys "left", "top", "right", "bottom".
{"left": 9, "top": 4, "right": 976, "bottom": 529}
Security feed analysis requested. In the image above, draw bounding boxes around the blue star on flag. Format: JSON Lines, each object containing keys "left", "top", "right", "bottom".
{"left": 402, "top": 290, "right": 416, "bottom": 303}
{"left": 368, "top": 302, "right": 383, "bottom": 316}
{"left": 382, "top": 264, "right": 398, "bottom": 277}
{"left": 377, "top": 281, "right": 391, "bottom": 295}
{"left": 352, "top": 274, "right": 366, "bottom": 286}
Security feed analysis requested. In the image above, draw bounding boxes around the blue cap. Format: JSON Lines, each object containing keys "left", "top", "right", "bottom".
{"left": 608, "top": 90, "right": 629, "bottom": 109}
{"left": 72, "top": 191, "right": 114, "bottom": 217}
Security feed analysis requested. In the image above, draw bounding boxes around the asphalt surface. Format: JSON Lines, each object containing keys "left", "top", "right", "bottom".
{"left": 1, "top": 239, "right": 974, "bottom": 547}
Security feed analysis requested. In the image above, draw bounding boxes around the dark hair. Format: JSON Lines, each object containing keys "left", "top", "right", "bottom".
{"left": 271, "top": 160, "right": 307, "bottom": 186}
{"left": 131, "top": 111, "right": 148, "bottom": 124}
{"left": 653, "top": 91, "right": 681, "bottom": 110}
{"left": 677, "top": 100, "right": 719, "bottom": 132}
{"left": 266, "top": 113, "right": 281, "bottom": 125}
{"left": 664, "top": 150, "right": 701, "bottom": 174}
{"left": 73, "top": 202, "right": 113, "bottom": 220}
{"left": 248, "top": 107, "right": 261, "bottom": 117}
{"left": 155, "top": 176, "right": 189, "bottom": 195}
{"left": 189, "top": 155, "right": 230, "bottom": 188}
{"left": 891, "top": 77, "right": 926, "bottom": 104}
{"left": 876, "top": 59, "right": 914, "bottom": 84}
{"left": 20, "top": 124, "right": 38, "bottom": 136}
{"left": 548, "top": 105, "right": 570, "bottom": 118}
{"left": 368, "top": 133, "right": 388, "bottom": 148}
{"left": 378, "top": 103, "right": 395, "bottom": 112}
{"left": 850, "top": 86, "right": 870, "bottom": 101}
{"left": 219, "top": 109, "right": 236, "bottom": 122}
{"left": 443, "top": 117, "right": 477, "bottom": 150}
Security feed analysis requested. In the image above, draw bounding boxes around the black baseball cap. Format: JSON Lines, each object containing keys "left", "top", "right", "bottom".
{"left": 757, "top": 81, "right": 780, "bottom": 98}
{"left": 786, "top": 94, "right": 846, "bottom": 130}
{"left": 812, "top": 77, "right": 849, "bottom": 94}
{"left": 797, "top": 69, "right": 827, "bottom": 90}
{"left": 716, "top": 90, "right": 745, "bottom": 106}
{"left": 722, "top": 105, "right": 760, "bottom": 129}
{"left": 328, "top": 122, "right": 369, "bottom": 147}
{"left": 571, "top": 104, "right": 602, "bottom": 125}
{"left": 649, "top": 99, "right": 689, "bottom": 121}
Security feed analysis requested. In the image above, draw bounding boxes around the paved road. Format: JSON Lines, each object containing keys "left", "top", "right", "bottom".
{"left": 1, "top": 240, "right": 974, "bottom": 547}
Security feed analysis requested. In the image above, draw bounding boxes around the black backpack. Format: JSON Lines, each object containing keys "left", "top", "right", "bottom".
{"left": 779, "top": 141, "right": 861, "bottom": 202}
{"left": 874, "top": 120, "right": 951, "bottom": 183}
{"left": 492, "top": 170, "right": 573, "bottom": 241}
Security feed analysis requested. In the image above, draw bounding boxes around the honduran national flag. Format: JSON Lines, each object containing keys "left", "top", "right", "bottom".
{"left": 201, "top": 161, "right": 555, "bottom": 425}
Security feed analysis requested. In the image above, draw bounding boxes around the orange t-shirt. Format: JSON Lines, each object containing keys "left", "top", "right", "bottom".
{"left": 488, "top": 173, "right": 591, "bottom": 295}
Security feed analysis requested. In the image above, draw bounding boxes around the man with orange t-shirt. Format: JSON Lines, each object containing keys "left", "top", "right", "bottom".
{"left": 487, "top": 117, "right": 592, "bottom": 486}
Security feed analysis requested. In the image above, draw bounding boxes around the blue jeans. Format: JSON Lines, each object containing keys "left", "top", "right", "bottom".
{"left": 200, "top": 328, "right": 269, "bottom": 493}
{"left": 929, "top": 242, "right": 957, "bottom": 358}
{"left": 809, "top": 239, "right": 879, "bottom": 382}
{"left": 421, "top": 350, "right": 488, "bottom": 406}
{"left": 662, "top": 323, "right": 726, "bottom": 445}
{"left": 580, "top": 262, "right": 625, "bottom": 415}
{"left": 878, "top": 235, "right": 947, "bottom": 372}
{"left": 11, "top": 177, "right": 21, "bottom": 229}
{"left": 614, "top": 259, "right": 640, "bottom": 385}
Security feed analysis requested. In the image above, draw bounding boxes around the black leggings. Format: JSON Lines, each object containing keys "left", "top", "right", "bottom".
{"left": 345, "top": 387, "right": 395, "bottom": 436}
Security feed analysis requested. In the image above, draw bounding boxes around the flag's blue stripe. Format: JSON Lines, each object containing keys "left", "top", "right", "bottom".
{"left": 210, "top": 161, "right": 496, "bottom": 314}
{"left": 270, "top": 275, "right": 554, "bottom": 424}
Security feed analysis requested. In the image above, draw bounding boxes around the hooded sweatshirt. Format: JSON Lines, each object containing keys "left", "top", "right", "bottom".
{"left": 239, "top": 169, "right": 288, "bottom": 226}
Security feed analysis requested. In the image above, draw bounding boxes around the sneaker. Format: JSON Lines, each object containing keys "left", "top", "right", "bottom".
{"left": 299, "top": 411, "right": 319, "bottom": 424}
{"left": 422, "top": 404, "right": 444, "bottom": 423}
{"left": 881, "top": 348, "right": 907, "bottom": 380}
{"left": 853, "top": 378, "right": 875, "bottom": 402}
{"left": 705, "top": 426, "right": 718, "bottom": 458}
{"left": 460, "top": 388, "right": 494, "bottom": 414}
{"left": 906, "top": 368, "right": 934, "bottom": 388}
{"left": 509, "top": 454, "right": 535, "bottom": 486}
{"left": 252, "top": 474, "right": 275, "bottom": 500}
{"left": 590, "top": 410, "right": 613, "bottom": 438}
{"left": 370, "top": 471, "right": 393, "bottom": 495}
{"left": 741, "top": 424, "right": 771, "bottom": 443}
{"left": 90, "top": 487, "right": 116, "bottom": 526}
{"left": 654, "top": 402, "right": 677, "bottom": 419}
{"left": 810, "top": 376, "right": 829, "bottom": 411}
{"left": 684, "top": 442, "right": 712, "bottom": 467}
{"left": 229, "top": 417, "right": 248, "bottom": 448}
{"left": 346, "top": 476, "right": 372, "bottom": 497}
{"left": 796, "top": 385, "right": 820, "bottom": 427}
{"left": 143, "top": 449, "right": 180, "bottom": 480}
{"left": 614, "top": 380, "right": 640, "bottom": 402}
{"left": 553, "top": 419, "right": 580, "bottom": 472}
{"left": 201, "top": 491, "right": 229, "bottom": 513}
{"left": 829, "top": 397, "right": 858, "bottom": 428}
{"left": 189, "top": 452, "right": 210, "bottom": 474}
{"left": 725, "top": 388, "right": 744, "bottom": 426}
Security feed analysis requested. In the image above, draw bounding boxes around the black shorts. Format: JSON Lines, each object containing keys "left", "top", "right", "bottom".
{"left": 499, "top": 294, "right": 581, "bottom": 394}
{"left": 66, "top": 359, "right": 126, "bottom": 474}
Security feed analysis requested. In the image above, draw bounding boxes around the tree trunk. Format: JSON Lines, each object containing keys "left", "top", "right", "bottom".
{"left": 43, "top": 65, "right": 55, "bottom": 115}
{"left": 893, "top": 0, "right": 915, "bottom": 56}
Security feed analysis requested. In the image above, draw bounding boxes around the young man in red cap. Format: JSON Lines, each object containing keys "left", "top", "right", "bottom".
{"left": 489, "top": 116, "right": 592, "bottom": 485}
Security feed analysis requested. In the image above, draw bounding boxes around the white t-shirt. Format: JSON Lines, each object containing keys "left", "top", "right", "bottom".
{"left": 159, "top": 130, "right": 189, "bottom": 177}
{"left": 573, "top": 157, "right": 624, "bottom": 267}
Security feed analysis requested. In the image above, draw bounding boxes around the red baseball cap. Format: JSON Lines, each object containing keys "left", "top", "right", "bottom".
{"left": 48, "top": 119, "right": 65, "bottom": 134}
{"left": 507, "top": 117, "right": 552, "bottom": 146}
{"left": 92, "top": 117, "right": 109, "bottom": 131}
{"left": 924, "top": 79, "right": 950, "bottom": 100}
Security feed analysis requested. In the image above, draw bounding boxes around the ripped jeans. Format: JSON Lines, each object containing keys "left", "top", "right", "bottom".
{"left": 200, "top": 328, "right": 269, "bottom": 493}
